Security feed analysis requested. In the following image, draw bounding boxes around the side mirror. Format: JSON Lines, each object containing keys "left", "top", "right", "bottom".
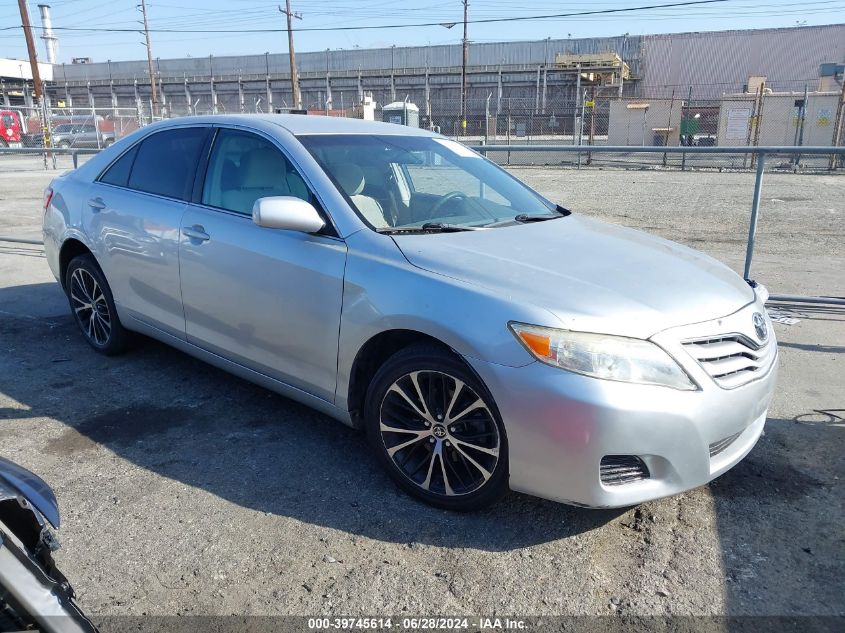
{"left": 252, "top": 196, "right": 326, "bottom": 234}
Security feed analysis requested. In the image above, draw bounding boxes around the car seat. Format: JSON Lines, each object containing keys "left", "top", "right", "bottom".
{"left": 330, "top": 163, "right": 390, "bottom": 229}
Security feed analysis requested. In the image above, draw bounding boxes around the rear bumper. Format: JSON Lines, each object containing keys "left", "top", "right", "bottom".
{"left": 466, "top": 306, "right": 778, "bottom": 508}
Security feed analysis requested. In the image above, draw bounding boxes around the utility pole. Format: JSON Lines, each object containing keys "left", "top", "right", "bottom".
{"left": 17, "top": 0, "right": 43, "bottom": 105}
{"left": 830, "top": 75, "right": 845, "bottom": 170}
{"left": 17, "top": 0, "right": 52, "bottom": 165}
{"left": 139, "top": 0, "right": 158, "bottom": 117}
{"left": 460, "top": 0, "right": 468, "bottom": 135}
{"left": 280, "top": 1, "right": 302, "bottom": 110}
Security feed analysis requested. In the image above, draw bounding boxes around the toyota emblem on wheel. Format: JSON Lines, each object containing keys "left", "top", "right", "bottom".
{"left": 752, "top": 312, "right": 768, "bottom": 342}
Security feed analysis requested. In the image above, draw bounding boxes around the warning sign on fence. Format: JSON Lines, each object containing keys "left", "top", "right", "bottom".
{"left": 817, "top": 108, "right": 832, "bottom": 126}
{"left": 726, "top": 107, "right": 752, "bottom": 140}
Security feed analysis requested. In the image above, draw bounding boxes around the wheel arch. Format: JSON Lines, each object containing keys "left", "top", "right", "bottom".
{"left": 58, "top": 238, "right": 94, "bottom": 289}
{"left": 346, "top": 328, "right": 491, "bottom": 429}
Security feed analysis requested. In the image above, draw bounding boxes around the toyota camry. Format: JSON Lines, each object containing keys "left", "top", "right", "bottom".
{"left": 42, "top": 115, "right": 778, "bottom": 510}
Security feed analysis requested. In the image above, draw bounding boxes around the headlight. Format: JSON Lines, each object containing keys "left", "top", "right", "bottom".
{"left": 509, "top": 322, "right": 697, "bottom": 390}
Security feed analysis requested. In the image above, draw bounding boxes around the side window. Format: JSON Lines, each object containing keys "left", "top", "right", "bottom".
{"left": 202, "top": 128, "right": 313, "bottom": 215}
{"left": 99, "top": 145, "right": 139, "bottom": 187}
{"left": 127, "top": 127, "right": 207, "bottom": 200}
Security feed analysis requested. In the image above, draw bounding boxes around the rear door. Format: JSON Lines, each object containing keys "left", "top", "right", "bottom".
{"left": 178, "top": 127, "right": 346, "bottom": 401}
{"left": 87, "top": 125, "right": 210, "bottom": 337}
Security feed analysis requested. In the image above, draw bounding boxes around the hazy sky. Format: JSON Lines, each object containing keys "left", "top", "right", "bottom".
{"left": 2, "top": 0, "right": 844, "bottom": 63}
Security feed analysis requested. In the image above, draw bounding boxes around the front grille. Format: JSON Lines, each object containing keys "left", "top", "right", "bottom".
{"left": 600, "top": 455, "right": 650, "bottom": 486}
{"left": 709, "top": 431, "right": 742, "bottom": 458}
{"left": 682, "top": 333, "right": 775, "bottom": 389}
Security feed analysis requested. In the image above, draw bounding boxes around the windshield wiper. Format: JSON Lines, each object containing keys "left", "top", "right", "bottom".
{"left": 421, "top": 222, "right": 481, "bottom": 231}
{"left": 484, "top": 205, "right": 571, "bottom": 228}
{"left": 514, "top": 206, "right": 571, "bottom": 223}
{"left": 512, "top": 213, "right": 560, "bottom": 223}
{"left": 378, "top": 222, "right": 481, "bottom": 234}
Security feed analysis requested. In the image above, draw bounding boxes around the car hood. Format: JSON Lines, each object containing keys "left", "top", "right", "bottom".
{"left": 392, "top": 215, "right": 754, "bottom": 339}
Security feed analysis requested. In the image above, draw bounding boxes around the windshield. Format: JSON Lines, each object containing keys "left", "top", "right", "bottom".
{"left": 298, "top": 134, "right": 558, "bottom": 232}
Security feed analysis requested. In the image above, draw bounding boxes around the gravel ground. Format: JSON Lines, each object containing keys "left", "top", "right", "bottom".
{"left": 0, "top": 156, "right": 843, "bottom": 620}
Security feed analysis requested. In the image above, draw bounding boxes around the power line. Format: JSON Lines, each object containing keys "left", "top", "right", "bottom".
{"left": 0, "top": 0, "right": 735, "bottom": 33}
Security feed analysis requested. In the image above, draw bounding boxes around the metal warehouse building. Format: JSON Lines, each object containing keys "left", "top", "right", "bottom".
{"left": 2, "top": 23, "right": 843, "bottom": 128}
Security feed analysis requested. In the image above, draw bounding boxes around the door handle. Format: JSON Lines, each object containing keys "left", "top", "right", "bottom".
{"left": 88, "top": 197, "right": 106, "bottom": 211}
{"left": 182, "top": 225, "right": 210, "bottom": 242}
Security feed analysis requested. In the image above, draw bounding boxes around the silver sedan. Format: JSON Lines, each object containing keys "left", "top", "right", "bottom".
{"left": 42, "top": 115, "right": 778, "bottom": 510}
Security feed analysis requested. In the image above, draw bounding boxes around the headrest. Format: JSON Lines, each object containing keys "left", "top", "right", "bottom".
{"left": 332, "top": 163, "right": 365, "bottom": 196}
{"left": 240, "top": 148, "right": 287, "bottom": 188}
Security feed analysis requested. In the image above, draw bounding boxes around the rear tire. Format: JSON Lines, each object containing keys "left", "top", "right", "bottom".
{"left": 364, "top": 344, "right": 508, "bottom": 511}
{"left": 64, "top": 254, "right": 128, "bottom": 355}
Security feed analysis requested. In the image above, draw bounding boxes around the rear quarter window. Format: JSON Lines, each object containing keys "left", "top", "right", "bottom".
{"left": 127, "top": 127, "right": 207, "bottom": 200}
{"left": 99, "top": 145, "right": 139, "bottom": 187}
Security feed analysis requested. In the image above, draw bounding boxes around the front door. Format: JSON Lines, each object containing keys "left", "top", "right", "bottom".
{"left": 178, "top": 127, "right": 346, "bottom": 402}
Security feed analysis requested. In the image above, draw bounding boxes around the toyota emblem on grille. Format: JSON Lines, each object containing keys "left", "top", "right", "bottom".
{"left": 752, "top": 312, "right": 768, "bottom": 342}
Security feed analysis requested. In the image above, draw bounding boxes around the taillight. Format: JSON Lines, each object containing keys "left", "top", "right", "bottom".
{"left": 43, "top": 187, "right": 54, "bottom": 210}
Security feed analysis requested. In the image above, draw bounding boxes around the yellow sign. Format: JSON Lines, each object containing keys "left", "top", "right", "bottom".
{"left": 585, "top": 100, "right": 595, "bottom": 108}
{"left": 817, "top": 108, "right": 832, "bottom": 126}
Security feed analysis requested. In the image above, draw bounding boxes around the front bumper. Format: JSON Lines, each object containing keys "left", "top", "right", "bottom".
{"left": 0, "top": 527, "right": 97, "bottom": 633}
{"left": 467, "top": 303, "right": 778, "bottom": 508}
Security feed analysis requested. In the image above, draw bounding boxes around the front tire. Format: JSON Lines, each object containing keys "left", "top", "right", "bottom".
{"left": 65, "top": 254, "right": 128, "bottom": 355}
{"left": 364, "top": 344, "right": 508, "bottom": 511}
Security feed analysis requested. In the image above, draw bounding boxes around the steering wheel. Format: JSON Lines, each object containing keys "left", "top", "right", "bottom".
{"left": 429, "top": 191, "right": 468, "bottom": 218}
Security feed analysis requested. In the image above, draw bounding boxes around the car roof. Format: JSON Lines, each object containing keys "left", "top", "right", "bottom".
{"left": 147, "top": 114, "right": 438, "bottom": 137}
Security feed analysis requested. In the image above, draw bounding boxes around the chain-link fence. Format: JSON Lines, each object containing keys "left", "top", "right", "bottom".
{"left": 4, "top": 105, "right": 144, "bottom": 150}
{"left": 421, "top": 92, "right": 844, "bottom": 171}
{"left": 3, "top": 88, "right": 843, "bottom": 172}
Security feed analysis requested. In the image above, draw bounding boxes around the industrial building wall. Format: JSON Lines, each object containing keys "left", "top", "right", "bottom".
{"left": 639, "top": 24, "right": 845, "bottom": 99}
{"left": 51, "top": 35, "right": 642, "bottom": 83}
{"left": 48, "top": 24, "right": 845, "bottom": 96}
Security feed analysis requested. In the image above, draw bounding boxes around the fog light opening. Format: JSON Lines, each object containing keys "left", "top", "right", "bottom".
{"left": 600, "top": 455, "right": 650, "bottom": 486}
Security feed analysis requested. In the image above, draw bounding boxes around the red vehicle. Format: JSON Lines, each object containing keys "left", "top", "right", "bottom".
{"left": 0, "top": 109, "right": 25, "bottom": 148}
